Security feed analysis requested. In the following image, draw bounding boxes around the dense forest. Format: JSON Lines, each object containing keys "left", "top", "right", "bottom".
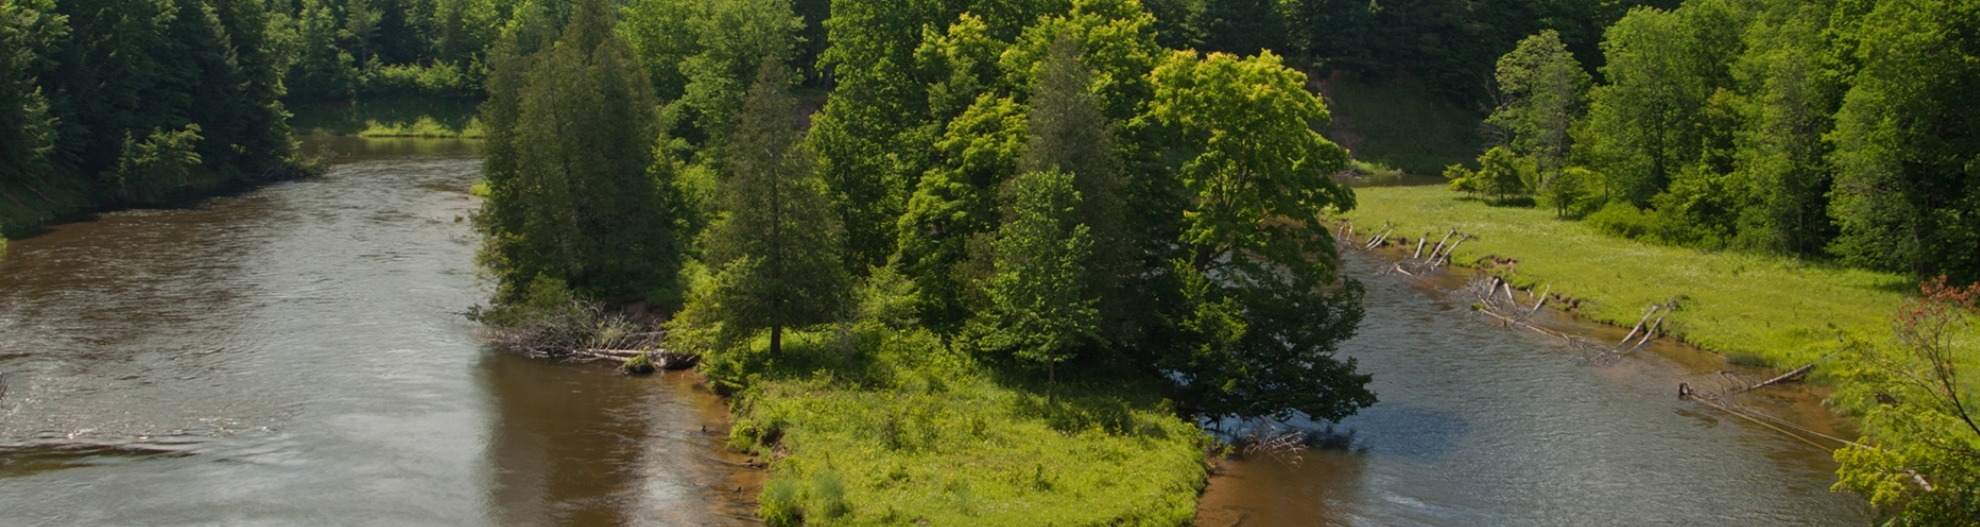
{"left": 1451, "top": 0, "right": 1980, "bottom": 284}
{"left": 2, "top": 0, "right": 297, "bottom": 235}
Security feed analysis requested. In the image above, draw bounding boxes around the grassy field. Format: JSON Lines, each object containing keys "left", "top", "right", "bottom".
{"left": 706, "top": 326, "right": 1209, "bottom": 526}
{"left": 357, "top": 116, "right": 486, "bottom": 138}
{"left": 1340, "top": 185, "right": 1916, "bottom": 372}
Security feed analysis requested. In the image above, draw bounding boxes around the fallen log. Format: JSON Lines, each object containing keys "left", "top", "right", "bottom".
{"left": 1413, "top": 232, "right": 1430, "bottom": 260}
{"left": 1620, "top": 304, "right": 1662, "bottom": 348}
{"left": 1427, "top": 229, "right": 1457, "bottom": 262}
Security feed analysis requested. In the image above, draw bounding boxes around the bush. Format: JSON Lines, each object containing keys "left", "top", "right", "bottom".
{"left": 1584, "top": 201, "right": 1651, "bottom": 239}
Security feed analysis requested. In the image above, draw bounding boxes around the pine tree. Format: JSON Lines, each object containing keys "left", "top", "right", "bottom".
{"left": 1021, "top": 33, "right": 1128, "bottom": 343}
{"left": 698, "top": 58, "right": 850, "bottom": 354}
{"left": 474, "top": 0, "right": 684, "bottom": 307}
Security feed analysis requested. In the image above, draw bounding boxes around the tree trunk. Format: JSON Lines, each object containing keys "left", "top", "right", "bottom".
{"left": 770, "top": 324, "right": 782, "bottom": 355}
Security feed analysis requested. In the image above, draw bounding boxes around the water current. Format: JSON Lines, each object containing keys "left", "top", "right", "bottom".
{"left": 0, "top": 137, "right": 1868, "bottom": 525}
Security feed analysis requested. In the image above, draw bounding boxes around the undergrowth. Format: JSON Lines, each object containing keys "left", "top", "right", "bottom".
{"left": 692, "top": 273, "right": 1211, "bottom": 526}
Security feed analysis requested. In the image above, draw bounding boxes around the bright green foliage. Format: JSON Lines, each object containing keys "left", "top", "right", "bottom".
{"left": 1826, "top": 0, "right": 1980, "bottom": 283}
{"left": 807, "top": 0, "right": 954, "bottom": 272}
{"left": 708, "top": 313, "right": 1209, "bottom": 526}
{"left": 1833, "top": 279, "right": 1980, "bottom": 524}
{"left": 692, "top": 60, "right": 851, "bottom": 354}
{"left": 974, "top": 171, "right": 1098, "bottom": 404}
{"left": 475, "top": 0, "right": 686, "bottom": 306}
{"left": 1470, "top": 145, "right": 1533, "bottom": 204}
{"left": 1487, "top": 29, "right": 1588, "bottom": 216}
{"left": 894, "top": 94, "right": 1026, "bottom": 332}
{"left": 619, "top": 0, "right": 705, "bottom": 100}
{"left": 1578, "top": 6, "right": 1719, "bottom": 207}
{"left": 1149, "top": 50, "right": 1353, "bottom": 287}
{"left": 1147, "top": 50, "right": 1373, "bottom": 421}
{"left": 110, "top": 124, "right": 203, "bottom": 203}
{"left": 1726, "top": 0, "right": 1835, "bottom": 257}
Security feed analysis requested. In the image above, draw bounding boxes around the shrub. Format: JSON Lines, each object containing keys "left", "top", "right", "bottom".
{"left": 1584, "top": 201, "right": 1651, "bottom": 239}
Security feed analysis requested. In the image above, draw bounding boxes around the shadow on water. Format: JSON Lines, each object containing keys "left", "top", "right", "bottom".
{"left": 480, "top": 354, "right": 766, "bottom": 527}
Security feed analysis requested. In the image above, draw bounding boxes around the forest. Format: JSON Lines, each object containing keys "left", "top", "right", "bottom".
{"left": 4, "top": 0, "right": 1977, "bottom": 522}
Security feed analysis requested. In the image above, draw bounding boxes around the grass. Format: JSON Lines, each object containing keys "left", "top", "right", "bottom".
{"left": 1340, "top": 185, "right": 1917, "bottom": 373}
{"left": 708, "top": 327, "right": 1210, "bottom": 526}
{"left": 1321, "top": 75, "right": 1485, "bottom": 176}
{"left": 357, "top": 116, "right": 486, "bottom": 139}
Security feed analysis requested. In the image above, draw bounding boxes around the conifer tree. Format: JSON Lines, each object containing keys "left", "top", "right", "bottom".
{"left": 698, "top": 58, "right": 850, "bottom": 354}
{"left": 1021, "top": 33, "right": 1128, "bottom": 342}
{"left": 475, "top": 0, "right": 684, "bottom": 307}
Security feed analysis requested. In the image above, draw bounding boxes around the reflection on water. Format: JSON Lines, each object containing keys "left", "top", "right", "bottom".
{"left": 1196, "top": 252, "right": 1870, "bottom": 526}
{"left": 0, "top": 137, "right": 754, "bottom": 525}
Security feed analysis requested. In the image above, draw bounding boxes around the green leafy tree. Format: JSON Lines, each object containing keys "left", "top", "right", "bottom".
{"left": 1577, "top": 6, "right": 1723, "bottom": 207}
{"left": 696, "top": 59, "right": 851, "bottom": 354}
{"left": 1727, "top": 1, "right": 1836, "bottom": 258}
{"left": 619, "top": 0, "right": 705, "bottom": 101}
{"left": 974, "top": 170, "right": 1099, "bottom": 404}
{"left": 1834, "top": 278, "right": 1980, "bottom": 524}
{"left": 1147, "top": 50, "right": 1373, "bottom": 422}
{"left": 1826, "top": 0, "right": 1980, "bottom": 282}
{"left": 475, "top": 0, "right": 685, "bottom": 306}
{"left": 1488, "top": 30, "right": 1589, "bottom": 216}
{"left": 894, "top": 93, "right": 1026, "bottom": 332}
{"left": 1474, "top": 145, "right": 1532, "bottom": 204}
{"left": 676, "top": 0, "right": 801, "bottom": 147}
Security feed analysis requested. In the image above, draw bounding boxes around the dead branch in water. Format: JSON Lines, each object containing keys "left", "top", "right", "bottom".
{"left": 478, "top": 302, "right": 697, "bottom": 369}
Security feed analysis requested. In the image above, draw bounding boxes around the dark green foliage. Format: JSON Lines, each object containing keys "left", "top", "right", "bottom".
{"left": 3, "top": 0, "right": 296, "bottom": 235}
{"left": 689, "top": 59, "right": 852, "bottom": 354}
{"left": 1020, "top": 34, "right": 1129, "bottom": 341}
{"left": 1825, "top": 0, "right": 1980, "bottom": 283}
{"left": 474, "top": 0, "right": 687, "bottom": 306}
{"left": 0, "top": 0, "right": 67, "bottom": 218}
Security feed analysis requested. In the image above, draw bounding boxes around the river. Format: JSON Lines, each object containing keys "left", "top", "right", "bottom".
{"left": 0, "top": 138, "right": 757, "bottom": 526}
{"left": 0, "top": 137, "right": 1868, "bottom": 525}
{"left": 1195, "top": 251, "right": 1872, "bottom": 525}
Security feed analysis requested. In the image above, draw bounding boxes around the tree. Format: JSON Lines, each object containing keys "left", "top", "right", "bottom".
{"left": 0, "top": 0, "right": 66, "bottom": 198}
{"left": 1725, "top": 0, "right": 1835, "bottom": 258}
{"left": 697, "top": 59, "right": 851, "bottom": 354}
{"left": 1577, "top": 6, "right": 1713, "bottom": 207}
{"left": 1826, "top": 0, "right": 1980, "bottom": 282}
{"left": 1488, "top": 29, "right": 1589, "bottom": 216}
{"left": 1147, "top": 50, "right": 1373, "bottom": 422}
{"left": 474, "top": 0, "right": 685, "bottom": 307}
{"left": 974, "top": 171, "right": 1099, "bottom": 404}
{"left": 676, "top": 0, "right": 802, "bottom": 148}
{"left": 1834, "top": 278, "right": 1980, "bottom": 524}
{"left": 1020, "top": 33, "right": 1129, "bottom": 340}
{"left": 1474, "top": 145, "right": 1532, "bottom": 204}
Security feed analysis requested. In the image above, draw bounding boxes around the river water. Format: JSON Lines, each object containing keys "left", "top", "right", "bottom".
{"left": 1196, "top": 251, "right": 1872, "bottom": 525}
{"left": 0, "top": 137, "right": 1869, "bottom": 525}
{"left": 0, "top": 138, "right": 757, "bottom": 526}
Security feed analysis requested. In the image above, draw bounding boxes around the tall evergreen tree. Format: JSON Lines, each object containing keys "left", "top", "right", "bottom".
{"left": 0, "top": 0, "right": 66, "bottom": 202}
{"left": 474, "top": 0, "right": 684, "bottom": 306}
{"left": 697, "top": 59, "right": 851, "bottom": 354}
{"left": 1020, "top": 33, "right": 1129, "bottom": 341}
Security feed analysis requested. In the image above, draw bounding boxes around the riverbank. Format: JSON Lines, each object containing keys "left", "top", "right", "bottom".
{"left": 1338, "top": 185, "right": 1913, "bottom": 378}
{"left": 704, "top": 324, "right": 1210, "bottom": 525}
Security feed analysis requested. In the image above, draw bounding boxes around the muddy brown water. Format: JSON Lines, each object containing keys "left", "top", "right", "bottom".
{"left": 0, "top": 137, "right": 758, "bottom": 526}
{"left": 1196, "top": 250, "right": 1872, "bottom": 525}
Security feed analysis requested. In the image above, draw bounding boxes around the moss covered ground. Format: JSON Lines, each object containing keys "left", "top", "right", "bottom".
{"left": 706, "top": 327, "right": 1210, "bottom": 526}
{"left": 1340, "top": 185, "right": 1916, "bottom": 372}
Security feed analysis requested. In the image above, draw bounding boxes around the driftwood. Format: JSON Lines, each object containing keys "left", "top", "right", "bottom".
{"left": 1412, "top": 232, "right": 1430, "bottom": 260}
